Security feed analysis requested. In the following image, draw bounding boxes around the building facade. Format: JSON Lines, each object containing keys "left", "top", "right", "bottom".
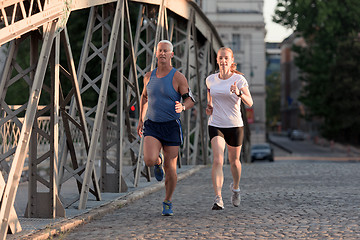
{"left": 280, "top": 33, "right": 313, "bottom": 133}
{"left": 200, "top": 0, "right": 266, "bottom": 144}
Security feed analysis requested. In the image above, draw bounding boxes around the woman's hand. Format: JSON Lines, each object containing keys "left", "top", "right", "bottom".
{"left": 230, "top": 81, "right": 240, "bottom": 96}
{"left": 206, "top": 104, "right": 213, "bottom": 115}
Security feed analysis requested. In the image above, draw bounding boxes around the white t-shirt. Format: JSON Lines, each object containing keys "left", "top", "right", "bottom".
{"left": 206, "top": 73, "right": 249, "bottom": 128}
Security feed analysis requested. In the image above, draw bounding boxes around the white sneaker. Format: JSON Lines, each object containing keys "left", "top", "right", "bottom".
{"left": 230, "top": 183, "right": 241, "bottom": 207}
{"left": 212, "top": 195, "right": 224, "bottom": 210}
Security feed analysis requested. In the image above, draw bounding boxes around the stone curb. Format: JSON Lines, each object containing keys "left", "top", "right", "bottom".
{"left": 17, "top": 165, "right": 206, "bottom": 240}
{"left": 268, "top": 137, "right": 292, "bottom": 154}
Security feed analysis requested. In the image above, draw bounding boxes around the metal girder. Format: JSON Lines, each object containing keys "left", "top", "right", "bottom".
{"left": 100, "top": 0, "right": 142, "bottom": 193}
{"left": 190, "top": 10, "right": 207, "bottom": 165}
{"left": 0, "top": 1, "right": 223, "bottom": 239}
{"left": 0, "top": 174, "right": 21, "bottom": 234}
{"left": 130, "top": 0, "right": 223, "bottom": 50}
{"left": 24, "top": 33, "right": 65, "bottom": 219}
{"left": 0, "top": 0, "right": 70, "bottom": 46}
{"left": 56, "top": 27, "right": 102, "bottom": 208}
{"left": 1, "top": 1, "right": 223, "bottom": 51}
{"left": 133, "top": 0, "right": 167, "bottom": 187}
{"left": 0, "top": 20, "right": 57, "bottom": 239}
{"left": 78, "top": 0, "right": 124, "bottom": 210}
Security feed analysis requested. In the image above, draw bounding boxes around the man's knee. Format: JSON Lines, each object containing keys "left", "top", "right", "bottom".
{"left": 143, "top": 155, "right": 158, "bottom": 167}
{"left": 165, "top": 170, "right": 177, "bottom": 181}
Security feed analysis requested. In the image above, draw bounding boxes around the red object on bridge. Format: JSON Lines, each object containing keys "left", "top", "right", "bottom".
{"left": 246, "top": 108, "right": 254, "bottom": 124}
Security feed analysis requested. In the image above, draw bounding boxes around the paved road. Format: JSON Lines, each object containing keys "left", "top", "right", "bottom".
{"left": 53, "top": 160, "right": 360, "bottom": 239}
{"left": 269, "top": 134, "right": 360, "bottom": 162}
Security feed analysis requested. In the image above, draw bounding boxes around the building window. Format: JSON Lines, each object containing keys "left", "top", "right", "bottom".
{"left": 220, "top": 34, "right": 229, "bottom": 40}
{"left": 232, "top": 34, "right": 241, "bottom": 53}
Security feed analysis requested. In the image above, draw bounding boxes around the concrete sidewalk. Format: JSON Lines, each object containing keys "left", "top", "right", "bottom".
{"left": 8, "top": 165, "right": 205, "bottom": 240}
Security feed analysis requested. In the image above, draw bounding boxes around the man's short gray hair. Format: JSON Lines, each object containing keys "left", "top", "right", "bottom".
{"left": 158, "top": 40, "right": 173, "bottom": 52}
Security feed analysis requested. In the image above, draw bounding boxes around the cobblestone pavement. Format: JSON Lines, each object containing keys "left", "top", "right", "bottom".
{"left": 53, "top": 160, "right": 360, "bottom": 239}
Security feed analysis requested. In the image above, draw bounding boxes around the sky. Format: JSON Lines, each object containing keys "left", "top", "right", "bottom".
{"left": 263, "top": 0, "right": 293, "bottom": 43}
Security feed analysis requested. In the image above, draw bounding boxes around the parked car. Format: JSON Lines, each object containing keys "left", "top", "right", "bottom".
{"left": 251, "top": 143, "right": 274, "bottom": 162}
{"left": 289, "top": 130, "right": 305, "bottom": 141}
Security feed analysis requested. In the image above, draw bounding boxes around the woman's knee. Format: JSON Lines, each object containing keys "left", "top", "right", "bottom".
{"left": 212, "top": 157, "right": 224, "bottom": 167}
{"left": 229, "top": 158, "right": 241, "bottom": 167}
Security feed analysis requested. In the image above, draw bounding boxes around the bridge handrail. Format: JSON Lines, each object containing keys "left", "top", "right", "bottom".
{"left": 0, "top": 105, "right": 129, "bottom": 159}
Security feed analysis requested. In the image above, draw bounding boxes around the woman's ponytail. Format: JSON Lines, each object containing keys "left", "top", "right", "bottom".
{"left": 230, "top": 62, "right": 244, "bottom": 75}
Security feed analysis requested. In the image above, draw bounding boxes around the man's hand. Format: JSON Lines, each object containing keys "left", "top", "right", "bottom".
{"left": 137, "top": 120, "right": 144, "bottom": 137}
{"left": 175, "top": 101, "right": 184, "bottom": 113}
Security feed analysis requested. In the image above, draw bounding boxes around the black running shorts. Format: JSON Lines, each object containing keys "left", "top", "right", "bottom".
{"left": 208, "top": 125, "right": 244, "bottom": 147}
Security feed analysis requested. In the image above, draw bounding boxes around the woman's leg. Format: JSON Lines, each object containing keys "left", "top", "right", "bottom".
{"left": 211, "top": 136, "right": 226, "bottom": 197}
{"left": 227, "top": 145, "right": 242, "bottom": 190}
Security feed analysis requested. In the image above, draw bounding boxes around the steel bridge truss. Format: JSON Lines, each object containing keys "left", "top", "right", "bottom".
{"left": 0, "top": 0, "right": 222, "bottom": 238}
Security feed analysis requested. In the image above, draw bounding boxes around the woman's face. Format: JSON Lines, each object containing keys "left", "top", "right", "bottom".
{"left": 217, "top": 49, "right": 234, "bottom": 71}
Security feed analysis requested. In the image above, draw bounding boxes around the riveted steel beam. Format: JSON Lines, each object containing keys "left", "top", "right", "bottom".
{"left": 0, "top": 20, "right": 57, "bottom": 239}
{"left": 0, "top": 1, "right": 223, "bottom": 238}
{"left": 78, "top": 0, "right": 124, "bottom": 210}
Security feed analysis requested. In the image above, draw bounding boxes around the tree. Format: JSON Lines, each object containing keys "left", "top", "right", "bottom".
{"left": 274, "top": 0, "right": 360, "bottom": 144}
{"left": 266, "top": 72, "right": 281, "bottom": 130}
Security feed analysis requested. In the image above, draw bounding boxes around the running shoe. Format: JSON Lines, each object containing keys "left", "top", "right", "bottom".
{"left": 230, "top": 182, "right": 241, "bottom": 207}
{"left": 162, "top": 200, "right": 173, "bottom": 216}
{"left": 212, "top": 195, "right": 224, "bottom": 210}
{"left": 154, "top": 153, "right": 164, "bottom": 181}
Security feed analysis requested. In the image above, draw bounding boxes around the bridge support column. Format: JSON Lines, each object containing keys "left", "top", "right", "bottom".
{"left": 0, "top": 20, "right": 57, "bottom": 238}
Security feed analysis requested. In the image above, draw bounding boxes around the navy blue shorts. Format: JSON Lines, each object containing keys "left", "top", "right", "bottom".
{"left": 143, "top": 119, "right": 183, "bottom": 146}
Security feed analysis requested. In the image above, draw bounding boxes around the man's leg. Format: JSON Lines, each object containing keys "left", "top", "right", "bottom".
{"left": 143, "top": 136, "right": 162, "bottom": 166}
{"left": 162, "top": 145, "right": 179, "bottom": 201}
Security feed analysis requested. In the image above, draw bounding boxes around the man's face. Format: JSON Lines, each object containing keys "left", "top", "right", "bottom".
{"left": 156, "top": 42, "right": 174, "bottom": 63}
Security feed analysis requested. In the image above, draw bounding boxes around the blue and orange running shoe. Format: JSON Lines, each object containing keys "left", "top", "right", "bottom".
{"left": 162, "top": 200, "right": 173, "bottom": 216}
{"left": 154, "top": 153, "right": 164, "bottom": 181}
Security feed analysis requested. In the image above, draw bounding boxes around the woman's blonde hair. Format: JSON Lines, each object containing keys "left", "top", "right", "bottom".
{"left": 217, "top": 47, "right": 244, "bottom": 75}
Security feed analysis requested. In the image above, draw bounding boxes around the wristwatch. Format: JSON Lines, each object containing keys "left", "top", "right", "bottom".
{"left": 236, "top": 90, "right": 243, "bottom": 97}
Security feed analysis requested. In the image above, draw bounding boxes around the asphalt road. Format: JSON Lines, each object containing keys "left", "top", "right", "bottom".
{"left": 269, "top": 133, "right": 360, "bottom": 160}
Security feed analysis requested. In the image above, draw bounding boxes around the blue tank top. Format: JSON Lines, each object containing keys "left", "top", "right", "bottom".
{"left": 146, "top": 67, "right": 181, "bottom": 122}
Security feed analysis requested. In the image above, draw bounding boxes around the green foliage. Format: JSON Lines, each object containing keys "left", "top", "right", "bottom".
{"left": 274, "top": 0, "right": 360, "bottom": 144}
{"left": 266, "top": 72, "right": 281, "bottom": 129}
